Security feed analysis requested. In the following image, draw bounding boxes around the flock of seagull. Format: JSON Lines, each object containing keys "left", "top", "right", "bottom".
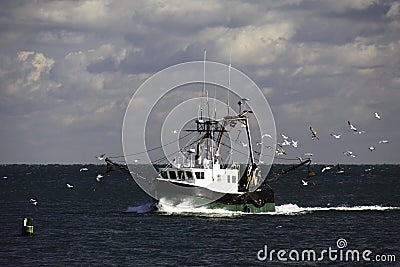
{"left": 250, "top": 111, "right": 389, "bottom": 186}
{"left": 27, "top": 154, "right": 108, "bottom": 206}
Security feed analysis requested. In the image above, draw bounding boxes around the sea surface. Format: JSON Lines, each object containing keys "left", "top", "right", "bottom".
{"left": 1, "top": 164, "right": 399, "bottom": 266}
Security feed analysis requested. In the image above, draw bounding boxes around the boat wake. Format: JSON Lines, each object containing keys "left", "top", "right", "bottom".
{"left": 157, "top": 198, "right": 242, "bottom": 217}
{"left": 155, "top": 199, "right": 400, "bottom": 217}
{"left": 270, "top": 203, "right": 400, "bottom": 216}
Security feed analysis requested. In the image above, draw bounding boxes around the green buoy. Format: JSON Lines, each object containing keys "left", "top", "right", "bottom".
{"left": 22, "top": 217, "right": 34, "bottom": 236}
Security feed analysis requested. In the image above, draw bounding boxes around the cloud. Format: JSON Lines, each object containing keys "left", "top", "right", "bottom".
{"left": 0, "top": 0, "right": 399, "bottom": 163}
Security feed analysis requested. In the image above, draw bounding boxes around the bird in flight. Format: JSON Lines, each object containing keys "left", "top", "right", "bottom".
{"left": 321, "top": 166, "right": 333, "bottom": 173}
{"left": 30, "top": 198, "right": 38, "bottom": 206}
{"left": 96, "top": 154, "right": 105, "bottom": 161}
{"left": 374, "top": 112, "right": 381, "bottom": 120}
{"left": 355, "top": 130, "right": 366, "bottom": 135}
{"left": 348, "top": 121, "right": 357, "bottom": 132}
{"left": 330, "top": 134, "right": 341, "bottom": 139}
{"left": 310, "top": 126, "right": 319, "bottom": 140}
{"left": 343, "top": 150, "right": 357, "bottom": 157}
{"left": 96, "top": 174, "right": 103, "bottom": 182}
{"left": 66, "top": 183, "right": 74, "bottom": 188}
{"left": 291, "top": 140, "right": 298, "bottom": 148}
{"left": 369, "top": 146, "right": 375, "bottom": 152}
{"left": 336, "top": 164, "right": 345, "bottom": 174}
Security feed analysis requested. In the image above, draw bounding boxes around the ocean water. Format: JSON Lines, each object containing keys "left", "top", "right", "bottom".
{"left": 0, "top": 164, "right": 399, "bottom": 266}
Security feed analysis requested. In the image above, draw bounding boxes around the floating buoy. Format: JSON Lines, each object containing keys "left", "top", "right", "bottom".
{"left": 22, "top": 217, "right": 34, "bottom": 236}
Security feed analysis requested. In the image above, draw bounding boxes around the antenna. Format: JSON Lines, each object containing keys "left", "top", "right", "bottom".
{"left": 200, "top": 50, "right": 207, "bottom": 120}
{"left": 203, "top": 50, "right": 206, "bottom": 98}
{"left": 227, "top": 48, "right": 232, "bottom": 116}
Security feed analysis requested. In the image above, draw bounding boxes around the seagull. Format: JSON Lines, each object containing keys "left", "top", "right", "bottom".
{"left": 3, "top": 176, "right": 7, "bottom": 179}
{"left": 291, "top": 140, "right": 298, "bottom": 148}
{"left": 343, "top": 150, "right": 354, "bottom": 156}
{"left": 30, "top": 198, "right": 38, "bottom": 205}
{"left": 369, "top": 146, "right": 375, "bottom": 152}
{"left": 330, "top": 134, "right": 341, "bottom": 139}
{"left": 96, "top": 154, "right": 105, "bottom": 161}
{"left": 321, "top": 166, "right": 333, "bottom": 173}
{"left": 374, "top": 112, "right": 381, "bottom": 120}
{"left": 348, "top": 121, "right": 357, "bottom": 132}
{"left": 378, "top": 140, "right": 389, "bottom": 144}
{"left": 355, "top": 130, "right": 366, "bottom": 135}
{"left": 282, "top": 139, "right": 291, "bottom": 146}
{"left": 343, "top": 150, "right": 357, "bottom": 157}
{"left": 239, "top": 141, "right": 248, "bottom": 147}
{"left": 336, "top": 164, "right": 345, "bottom": 174}
{"left": 275, "top": 144, "right": 286, "bottom": 155}
{"left": 304, "top": 153, "right": 313, "bottom": 157}
{"left": 66, "top": 183, "right": 74, "bottom": 188}
{"left": 79, "top": 167, "right": 88, "bottom": 172}
{"left": 256, "top": 141, "right": 263, "bottom": 146}
{"left": 310, "top": 126, "right": 319, "bottom": 140}
{"left": 364, "top": 168, "right": 373, "bottom": 172}
{"left": 96, "top": 174, "right": 103, "bottom": 182}
{"left": 281, "top": 134, "right": 289, "bottom": 140}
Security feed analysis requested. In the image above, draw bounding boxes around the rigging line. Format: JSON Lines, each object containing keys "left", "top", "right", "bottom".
{"left": 219, "top": 141, "right": 249, "bottom": 158}
{"left": 151, "top": 133, "right": 204, "bottom": 165}
{"left": 108, "top": 131, "right": 194, "bottom": 159}
{"left": 219, "top": 141, "right": 302, "bottom": 162}
{"left": 151, "top": 149, "right": 182, "bottom": 165}
{"left": 154, "top": 132, "right": 206, "bottom": 165}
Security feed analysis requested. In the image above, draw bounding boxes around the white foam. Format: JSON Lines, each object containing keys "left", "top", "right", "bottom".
{"left": 157, "top": 199, "right": 400, "bottom": 217}
{"left": 156, "top": 197, "right": 242, "bottom": 217}
{"left": 264, "top": 204, "right": 400, "bottom": 215}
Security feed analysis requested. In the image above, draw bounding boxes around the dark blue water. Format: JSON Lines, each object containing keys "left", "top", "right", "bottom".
{"left": 1, "top": 164, "right": 399, "bottom": 266}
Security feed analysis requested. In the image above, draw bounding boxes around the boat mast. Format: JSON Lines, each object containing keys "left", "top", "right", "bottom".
{"left": 227, "top": 50, "right": 231, "bottom": 116}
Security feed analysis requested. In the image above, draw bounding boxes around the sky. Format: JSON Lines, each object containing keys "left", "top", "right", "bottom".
{"left": 0, "top": 0, "right": 399, "bottom": 164}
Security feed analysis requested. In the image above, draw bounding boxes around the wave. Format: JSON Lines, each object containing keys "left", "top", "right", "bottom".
{"left": 156, "top": 198, "right": 242, "bottom": 217}
{"left": 257, "top": 204, "right": 400, "bottom": 215}
{"left": 155, "top": 199, "right": 400, "bottom": 217}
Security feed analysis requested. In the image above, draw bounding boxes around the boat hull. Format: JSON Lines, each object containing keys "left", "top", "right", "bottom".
{"left": 209, "top": 188, "right": 275, "bottom": 213}
{"left": 209, "top": 201, "right": 275, "bottom": 213}
{"left": 156, "top": 179, "right": 276, "bottom": 213}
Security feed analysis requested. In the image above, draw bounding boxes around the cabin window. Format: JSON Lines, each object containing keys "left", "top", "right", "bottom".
{"left": 161, "top": 171, "right": 168, "bottom": 179}
{"left": 227, "top": 175, "right": 231, "bottom": 183}
{"left": 195, "top": 172, "right": 204, "bottom": 179}
{"left": 178, "top": 170, "right": 184, "bottom": 180}
{"left": 168, "top": 171, "right": 177, "bottom": 179}
{"left": 185, "top": 171, "right": 193, "bottom": 180}
{"left": 232, "top": 175, "right": 236, "bottom": 183}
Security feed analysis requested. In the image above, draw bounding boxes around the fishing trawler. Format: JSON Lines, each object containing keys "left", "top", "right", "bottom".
{"left": 155, "top": 111, "right": 275, "bottom": 213}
